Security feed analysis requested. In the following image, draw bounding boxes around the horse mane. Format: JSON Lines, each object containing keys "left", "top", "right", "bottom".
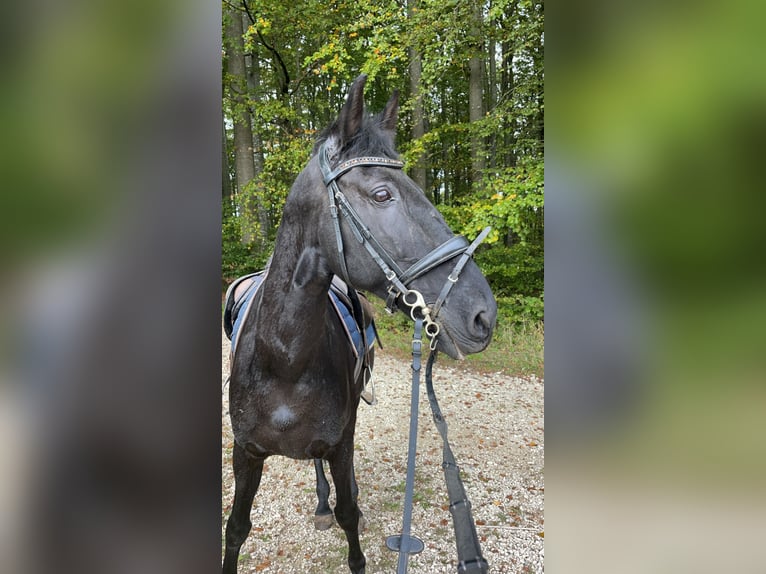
{"left": 312, "top": 110, "right": 399, "bottom": 161}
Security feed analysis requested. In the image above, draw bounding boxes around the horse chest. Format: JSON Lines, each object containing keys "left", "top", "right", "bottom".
{"left": 231, "top": 373, "right": 352, "bottom": 460}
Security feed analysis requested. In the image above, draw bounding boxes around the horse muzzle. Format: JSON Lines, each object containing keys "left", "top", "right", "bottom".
{"left": 434, "top": 297, "right": 497, "bottom": 360}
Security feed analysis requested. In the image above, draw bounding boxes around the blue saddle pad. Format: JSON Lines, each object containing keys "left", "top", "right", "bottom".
{"left": 226, "top": 272, "right": 375, "bottom": 359}
{"left": 329, "top": 289, "right": 376, "bottom": 358}
{"left": 229, "top": 275, "right": 263, "bottom": 353}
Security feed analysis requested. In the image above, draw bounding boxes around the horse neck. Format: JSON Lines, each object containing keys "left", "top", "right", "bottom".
{"left": 253, "top": 214, "right": 333, "bottom": 374}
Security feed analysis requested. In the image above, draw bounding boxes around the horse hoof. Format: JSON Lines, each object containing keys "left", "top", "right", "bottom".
{"left": 314, "top": 513, "right": 335, "bottom": 531}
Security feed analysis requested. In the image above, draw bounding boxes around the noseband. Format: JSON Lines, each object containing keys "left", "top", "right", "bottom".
{"left": 318, "top": 142, "right": 490, "bottom": 345}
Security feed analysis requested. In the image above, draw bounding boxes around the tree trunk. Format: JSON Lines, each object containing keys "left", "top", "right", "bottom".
{"left": 408, "top": 1, "right": 428, "bottom": 196}
{"left": 409, "top": 54, "right": 428, "bottom": 196}
{"left": 501, "top": 30, "right": 516, "bottom": 167}
{"left": 468, "top": 1, "right": 485, "bottom": 186}
{"left": 244, "top": 31, "right": 270, "bottom": 237}
{"left": 222, "top": 113, "right": 232, "bottom": 201}
{"left": 487, "top": 10, "right": 498, "bottom": 169}
{"left": 225, "top": 6, "right": 261, "bottom": 245}
{"left": 532, "top": 24, "right": 544, "bottom": 157}
{"left": 441, "top": 83, "right": 450, "bottom": 205}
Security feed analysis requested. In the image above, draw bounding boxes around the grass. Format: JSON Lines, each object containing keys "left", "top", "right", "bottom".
{"left": 367, "top": 296, "right": 544, "bottom": 378}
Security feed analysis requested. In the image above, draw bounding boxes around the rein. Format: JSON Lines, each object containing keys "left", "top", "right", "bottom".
{"left": 385, "top": 313, "right": 488, "bottom": 574}
{"left": 424, "top": 351, "right": 488, "bottom": 574}
{"left": 317, "top": 142, "right": 489, "bottom": 573}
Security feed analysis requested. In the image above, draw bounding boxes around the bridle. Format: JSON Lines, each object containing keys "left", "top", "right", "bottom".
{"left": 318, "top": 141, "right": 490, "bottom": 345}
{"left": 319, "top": 141, "right": 490, "bottom": 573}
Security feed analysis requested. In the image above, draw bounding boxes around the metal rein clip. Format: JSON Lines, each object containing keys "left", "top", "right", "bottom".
{"left": 402, "top": 289, "right": 441, "bottom": 343}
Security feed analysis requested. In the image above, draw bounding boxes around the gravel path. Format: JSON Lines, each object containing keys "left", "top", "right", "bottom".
{"left": 222, "top": 332, "right": 544, "bottom": 573}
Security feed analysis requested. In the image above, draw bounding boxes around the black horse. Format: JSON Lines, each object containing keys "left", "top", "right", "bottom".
{"left": 223, "top": 75, "right": 497, "bottom": 574}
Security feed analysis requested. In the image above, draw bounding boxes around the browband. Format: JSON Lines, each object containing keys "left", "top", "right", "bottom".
{"left": 322, "top": 155, "right": 405, "bottom": 186}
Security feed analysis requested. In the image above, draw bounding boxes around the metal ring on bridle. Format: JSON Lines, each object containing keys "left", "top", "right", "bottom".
{"left": 424, "top": 320, "right": 440, "bottom": 338}
{"left": 403, "top": 289, "right": 427, "bottom": 317}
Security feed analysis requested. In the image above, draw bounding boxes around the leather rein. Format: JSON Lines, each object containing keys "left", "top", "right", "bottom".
{"left": 318, "top": 142, "right": 489, "bottom": 573}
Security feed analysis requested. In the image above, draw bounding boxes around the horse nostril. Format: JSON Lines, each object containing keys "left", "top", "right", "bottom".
{"left": 472, "top": 310, "right": 493, "bottom": 338}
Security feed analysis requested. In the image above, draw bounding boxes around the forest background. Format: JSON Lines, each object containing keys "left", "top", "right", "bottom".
{"left": 221, "top": 0, "right": 544, "bottom": 366}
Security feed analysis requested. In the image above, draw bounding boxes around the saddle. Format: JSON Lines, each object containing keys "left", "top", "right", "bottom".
{"left": 223, "top": 271, "right": 379, "bottom": 403}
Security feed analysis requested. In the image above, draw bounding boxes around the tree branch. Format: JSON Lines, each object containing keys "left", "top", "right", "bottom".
{"left": 222, "top": 0, "right": 243, "bottom": 14}
{"left": 241, "top": 1, "right": 290, "bottom": 95}
{"left": 291, "top": 62, "right": 322, "bottom": 94}
{"left": 239, "top": 0, "right": 256, "bottom": 24}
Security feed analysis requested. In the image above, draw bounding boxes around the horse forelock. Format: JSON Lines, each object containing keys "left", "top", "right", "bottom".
{"left": 312, "top": 112, "right": 398, "bottom": 162}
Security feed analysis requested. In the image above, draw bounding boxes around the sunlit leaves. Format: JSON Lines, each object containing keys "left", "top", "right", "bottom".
{"left": 301, "top": 0, "right": 406, "bottom": 87}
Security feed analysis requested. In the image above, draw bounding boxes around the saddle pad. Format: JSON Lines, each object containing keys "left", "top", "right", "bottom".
{"left": 328, "top": 289, "right": 376, "bottom": 359}
{"left": 227, "top": 273, "right": 264, "bottom": 354}
{"left": 225, "top": 271, "right": 375, "bottom": 359}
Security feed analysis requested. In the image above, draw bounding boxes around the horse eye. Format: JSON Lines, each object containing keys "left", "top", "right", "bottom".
{"left": 372, "top": 188, "right": 392, "bottom": 203}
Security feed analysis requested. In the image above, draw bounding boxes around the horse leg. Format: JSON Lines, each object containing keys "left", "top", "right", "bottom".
{"left": 329, "top": 443, "right": 366, "bottom": 574}
{"left": 350, "top": 460, "right": 367, "bottom": 531}
{"left": 313, "top": 458, "right": 335, "bottom": 531}
{"left": 222, "top": 443, "right": 264, "bottom": 574}
{"left": 315, "top": 458, "right": 367, "bottom": 532}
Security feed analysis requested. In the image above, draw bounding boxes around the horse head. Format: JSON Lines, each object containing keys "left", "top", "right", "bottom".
{"left": 293, "top": 74, "right": 497, "bottom": 359}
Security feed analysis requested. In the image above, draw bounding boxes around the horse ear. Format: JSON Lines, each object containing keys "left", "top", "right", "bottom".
{"left": 337, "top": 74, "right": 367, "bottom": 144}
{"left": 380, "top": 90, "right": 399, "bottom": 134}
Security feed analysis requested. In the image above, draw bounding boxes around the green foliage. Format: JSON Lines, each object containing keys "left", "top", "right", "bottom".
{"left": 222, "top": 199, "right": 271, "bottom": 284}
{"left": 439, "top": 160, "right": 544, "bottom": 243}
{"left": 438, "top": 159, "right": 544, "bottom": 307}
{"left": 253, "top": 134, "right": 314, "bottom": 237}
{"left": 496, "top": 294, "right": 544, "bottom": 324}
{"left": 474, "top": 242, "right": 543, "bottom": 297}
{"left": 222, "top": 0, "right": 544, "bottom": 315}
